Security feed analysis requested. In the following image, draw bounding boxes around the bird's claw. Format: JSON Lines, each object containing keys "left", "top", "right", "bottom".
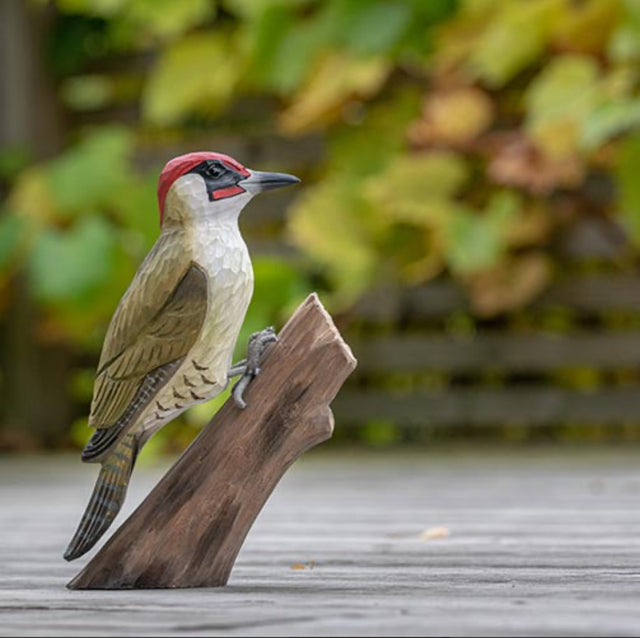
{"left": 232, "top": 326, "right": 278, "bottom": 409}
{"left": 231, "top": 375, "right": 251, "bottom": 410}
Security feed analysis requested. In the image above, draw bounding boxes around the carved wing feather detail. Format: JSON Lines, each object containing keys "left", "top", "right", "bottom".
{"left": 86, "top": 235, "right": 208, "bottom": 448}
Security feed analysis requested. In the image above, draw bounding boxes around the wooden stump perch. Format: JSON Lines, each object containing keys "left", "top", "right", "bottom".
{"left": 68, "top": 293, "right": 357, "bottom": 590}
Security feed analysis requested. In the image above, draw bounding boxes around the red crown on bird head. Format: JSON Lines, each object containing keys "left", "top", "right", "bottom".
{"left": 157, "top": 152, "right": 250, "bottom": 226}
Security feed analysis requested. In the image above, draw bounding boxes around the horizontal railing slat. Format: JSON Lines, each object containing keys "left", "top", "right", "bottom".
{"left": 334, "top": 387, "right": 640, "bottom": 427}
{"left": 353, "top": 332, "right": 640, "bottom": 373}
{"left": 355, "top": 274, "right": 640, "bottom": 321}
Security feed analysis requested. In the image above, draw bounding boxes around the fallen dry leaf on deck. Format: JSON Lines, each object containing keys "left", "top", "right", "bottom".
{"left": 290, "top": 561, "right": 316, "bottom": 570}
{"left": 419, "top": 526, "right": 450, "bottom": 541}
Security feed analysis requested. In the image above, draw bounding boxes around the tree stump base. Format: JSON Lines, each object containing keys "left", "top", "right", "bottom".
{"left": 68, "top": 293, "right": 357, "bottom": 590}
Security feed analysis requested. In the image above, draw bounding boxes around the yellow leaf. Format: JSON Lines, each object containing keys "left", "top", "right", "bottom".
{"left": 408, "top": 88, "right": 494, "bottom": 148}
{"left": 8, "top": 167, "right": 56, "bottom": 227}
{"left": 143, "top": 33, "right": 237, "bottom": 126}
{"left": 364, "top": 151, "right": 468, "bottom": 226}
{"left": 431, "top": 0, "right": 495, "bottom": 79}
{"left": 279, "top": 53, "right": 390, "bottom": 135}
{"left": 288, "top": 180, "right": 377, "bottom": 304}
{"left": 551, "top": 0, "right": 621, "bottom": 55}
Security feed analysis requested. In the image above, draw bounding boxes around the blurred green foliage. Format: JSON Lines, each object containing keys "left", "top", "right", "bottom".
{"left": 288, "top": 0, "right": 640, "bottom": 315}
{"left": 1, "top": 0, "right": 640, "bottom": 449}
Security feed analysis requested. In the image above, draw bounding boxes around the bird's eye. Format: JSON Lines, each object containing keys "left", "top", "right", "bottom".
{"left": 207, "top": 164, "right": 224, "bottom": 179}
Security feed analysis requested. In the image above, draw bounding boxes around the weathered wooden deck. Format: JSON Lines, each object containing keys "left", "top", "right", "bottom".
{"left": 2, "top": 448, "right": 640, "bottom": 637}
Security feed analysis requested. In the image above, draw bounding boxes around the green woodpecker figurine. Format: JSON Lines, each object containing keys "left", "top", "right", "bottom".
{"left": 64, "top": 152, "right": 300, "bottom": 561}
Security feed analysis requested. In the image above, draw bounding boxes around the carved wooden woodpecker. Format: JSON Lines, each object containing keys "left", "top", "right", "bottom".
{"left": 64, "top": 152, "right": 299, "bottom": 561}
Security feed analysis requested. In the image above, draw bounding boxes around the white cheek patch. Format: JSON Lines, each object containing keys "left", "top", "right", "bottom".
{"left": 166, "top": 175, "right": 253, "bottom": 225}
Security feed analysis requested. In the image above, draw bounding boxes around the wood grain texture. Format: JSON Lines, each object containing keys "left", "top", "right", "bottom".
{"left": 67, "top": 293, "right": 357, "bottom": 590}
{"left": 3, "top": 449, "right": 640, "bottom": 636}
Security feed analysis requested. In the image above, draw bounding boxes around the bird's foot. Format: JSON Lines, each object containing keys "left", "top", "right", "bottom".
{"left": 230, "top": 326, "right": 278, "bottom": 409}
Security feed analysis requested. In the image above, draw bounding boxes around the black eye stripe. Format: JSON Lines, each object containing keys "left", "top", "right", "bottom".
{"left": 187, "top": 159, "right": 244, "bottom": 202}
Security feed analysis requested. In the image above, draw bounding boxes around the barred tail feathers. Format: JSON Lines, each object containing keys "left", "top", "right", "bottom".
{"left": 64, "top": 433, "right": 138, "bottom": 561}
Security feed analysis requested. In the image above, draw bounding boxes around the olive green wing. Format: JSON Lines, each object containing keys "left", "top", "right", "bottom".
{"left": 82, "top": 234, "right": 208, "bottom": 460}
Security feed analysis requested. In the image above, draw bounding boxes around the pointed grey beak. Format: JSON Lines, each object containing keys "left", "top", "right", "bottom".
{"left": 241, "top": 169, "right": 301, "bottom": 194}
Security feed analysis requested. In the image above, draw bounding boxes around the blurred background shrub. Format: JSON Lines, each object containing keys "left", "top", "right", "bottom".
{"left": 1, "top": 0, "right": 639, "bottom": 453}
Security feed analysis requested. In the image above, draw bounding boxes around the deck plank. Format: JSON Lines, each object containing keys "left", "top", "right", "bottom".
{"left": 1, "top": 449, "right": 640, "bottom": 637}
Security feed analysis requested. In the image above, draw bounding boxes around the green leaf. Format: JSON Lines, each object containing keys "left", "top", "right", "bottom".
{"left": 143, "top": 33, "right": 238, "bottom": 126}
{"left": 616, "top": 133, "right": 640, "bottom": 245}
{"left": 446, "top": 192, "right": 519, "bottom": 275}
{"left": 409, "top": 0, "right": 457, "bottom": 22}
{"left": 237, "top": 256, "right": 311, "bottom": 355}
{"left": 55, "top": 0, "right": 127, "bottom": 16}
{"left": 610, "top": 0, "right": 640, "bottom": 61}
{"left": 361, "top": 420, "right": 400, "bottom": 446}
{"left": 112, "top": 173, "right": 161, "bottom": 250}
{"left": 399, "top": 0, "right": 458, "bottom": 61}
{"left": 250, "top": 256, "right": 311, "bottom": 323}
{"left": 243, "top": 3, "right": 322, "bottom": 95}
{"left": 525, "top": 55, "right": 600, "bottom": 158}
{"left": 582, "top": 99, "right": 640, "bottom": 149}
{"left": 341, "top": 1, "right": 412, "bottom": 56}
{"left": 485, "top": 190, "right": 521, "bottom": 233}
{"left": 29, "top": 215, "right": 117, "bottom": 303}
{"left": 471, "top": 0, "right": 560, "bottom": 87}
{"left": 60, "top": 75, "right": 114, "bottom": 111}
{"left": 0, "top": 146, "right": 32, "bottom": 180}
{"left": 609, "top": 23, "right": 640, "bottom": 62}
{"left": 222, "top": 0, "right": 310, "bottom": 19}
{"left": 45, "top": 126, "right": 134, "bottom": 214}
{"left": 446, "top": 207, "right": 502, "bottom": 274}
{"left": 122, "top": 0, "right": 215, "bottom": 40}
{"left": 329, "top": 86, "right": 422, "bottom": 176}
{"left": 0, "top": 214, "right": 25, "bottom": 272}
{"left": 608, "top": 0, "right": 640, "bottom": 63}
{"left": 270, "top": 26, "right": 326, "bottom": 94}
